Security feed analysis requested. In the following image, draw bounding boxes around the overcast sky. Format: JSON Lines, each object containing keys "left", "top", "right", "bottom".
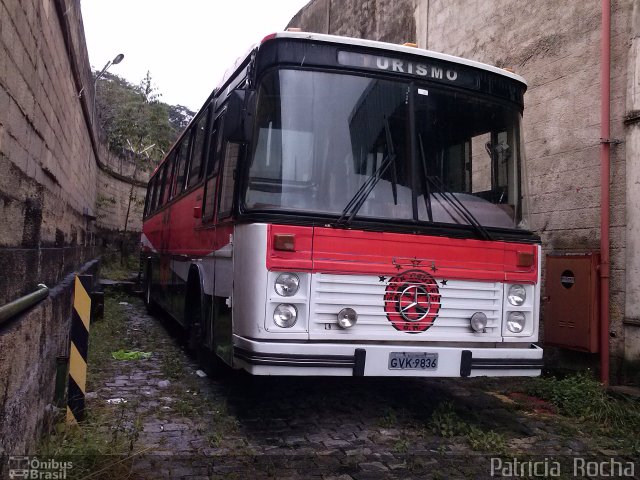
{"left": 81, "top": 0, "right": 310, "bottom": 112}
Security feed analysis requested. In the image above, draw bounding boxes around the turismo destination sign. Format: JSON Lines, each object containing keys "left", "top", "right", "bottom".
{"left": 338, "top": 51, "right": 468, "bottom": 86}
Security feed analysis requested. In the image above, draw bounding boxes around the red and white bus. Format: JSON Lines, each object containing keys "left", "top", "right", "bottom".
{"left": 141, "top": 32, "right": 543, "bottom": 377}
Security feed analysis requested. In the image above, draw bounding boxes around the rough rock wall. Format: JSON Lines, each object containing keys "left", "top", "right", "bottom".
{"left": 0, "top": 0, "right": 145, "bottom": 455}
{"left": 95, "top": 148, "right": 147, "bottom": 234}
{"left": 0, "top": 0, "right": 101, "bottom": 305}
{"left": 0, "top": 260, "right": 98, "bottom": 458}
{"left": 288, "top": 0, "right": 416, "bottom": 43}
{"left": 289, "top": 0, "right": 636, "bottom": 369}
{"left": 0, "top": 0, "right": 147, "bottom": 305}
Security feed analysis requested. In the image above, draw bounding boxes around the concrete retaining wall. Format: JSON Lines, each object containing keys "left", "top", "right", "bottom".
{"left": 0, "top": 0, "right": 146, "bottom": 455}
{"left": 0, "top": 259, "right": 98, "bottom": 457}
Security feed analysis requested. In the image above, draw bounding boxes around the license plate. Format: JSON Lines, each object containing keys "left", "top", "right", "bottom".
{"left": 388, "top": 352, "right": 439, "bottom": 370}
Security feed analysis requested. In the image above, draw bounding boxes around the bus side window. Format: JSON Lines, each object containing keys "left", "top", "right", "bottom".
{"left": 471, "top": 133, "right": 491, "bottom": 193}
{"left": 157, "top": 163, "right": 169, "bottom": 208}
{"left": 164, "top": 153, "right": 176, "bottom": 203}
{"left": 162, "top": 154, "right": 176, "bottom": 204}
{"left": 143, "top": 178, "right": 153, "bottom": 217}
{"left": 217, "top": 142, "right": 241, "bottom": 220}
{"left": 149, "top": 175, "right": 160, "bottom": 212}
{"left": 172, "top": 140, "right": 189, "bottom": 196}
{"left": 202, "top": 116, "right": 224, "bottom": 221}
{"left": 187, "top": 107, "right": 211, "bottom": 188}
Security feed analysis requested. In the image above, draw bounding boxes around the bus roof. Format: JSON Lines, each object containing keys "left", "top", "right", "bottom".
{"left": 251, "top": 31, "right": 527, "bottom": 87}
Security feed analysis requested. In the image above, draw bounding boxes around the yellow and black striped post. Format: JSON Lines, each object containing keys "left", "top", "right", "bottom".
{"left": 66, "top": 274, "right": 92, "bottom": 424}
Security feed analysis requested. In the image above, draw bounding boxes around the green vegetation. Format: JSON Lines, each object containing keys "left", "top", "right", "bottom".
{"left": 38, "top": 406, "right": 143, "bottom": 479}
{"left": 393, "top": 438, "right": 409, "bottom": 453}
{"left": 160, "top": 354, "right": 185, "bottom": 380}
{"left": 378, "top": 406, "right": 398, "bottom": 428}
{"left": 87, "top": 294, "right": 130, "bottom": 387}
{"left": 95, "top": 71, "right": 194, "bottom": 166}
{"left": 430, "top": 402, "right": 506, "bottom": 453}
{"left": 100, "top": 254, "right": 139, "bottom": 282}
{"left": 526, "top": 372, "right": 640, "bottom": 433}
{"left": 39, "top": 296, "right": 143, "bottom": 479}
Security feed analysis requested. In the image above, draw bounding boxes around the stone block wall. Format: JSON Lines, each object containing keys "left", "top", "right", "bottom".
{"left": 0, "top": 0, "right": 102, "bottom": 305}
{"left": 0, "top": 260, "right": 98, "bottom": 458}
{"left": 0, "top": 0, "right": 148, "bottom": 455}
{"left": 95, "top": 147, "right": 148, "bottom": 234}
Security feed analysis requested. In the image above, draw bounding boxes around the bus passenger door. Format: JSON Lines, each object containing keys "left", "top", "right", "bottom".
{"left": 213, "top": 138, "right": 242, "bottom": 365}
{"left": 200, "top": 115, "right": 224, "bottom": 353}
{"left": 156, "top": 161, "right": 172, "bottom": 312}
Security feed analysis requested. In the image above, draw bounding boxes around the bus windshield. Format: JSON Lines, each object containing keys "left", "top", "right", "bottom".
{"left": 244, "top": 68, "right": 529, "bottom": 231}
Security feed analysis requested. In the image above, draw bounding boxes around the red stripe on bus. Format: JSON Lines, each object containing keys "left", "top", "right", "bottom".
{"left": 267, "top": 224, "right": 538, "bottom": 283}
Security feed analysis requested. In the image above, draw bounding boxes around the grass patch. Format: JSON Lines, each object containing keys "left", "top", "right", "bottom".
{"left": 101, "top": 255, "right": 139, "bottom": 281}
{"left": 378, "top": 407, "right": 398, "bottom": 428}
{"left": 392, "top": 438, "right": 409, "bottom": 453}
{"left": 430, "top": 402, "right": 506, "bottom": 453}
{"left": 38, "top": 405, "right": 144, "bottom": 479}
{"left": 526, "top": 372, "right": 640, "bottom": 433}
{"left": 87, "top": 294, "right": 129, "bottom": 389}
{"left": 465, "top": 425, "right": 506, "bottom": 452}
{"left": 38, "top": 295, "right": 146, "bottom": 478}
{"left": 160, "top": 355, "right": 185, "bottom": 380}
{"left": 430, "top": 402, "right": 467, "bottom": 438}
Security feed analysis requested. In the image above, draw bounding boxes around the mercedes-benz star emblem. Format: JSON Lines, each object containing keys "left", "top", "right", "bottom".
{"left": 383, "top": 269, "right": 441, "bottom": 333}
{"left": 398, "top": 285, "right": 431, "bottom": 322}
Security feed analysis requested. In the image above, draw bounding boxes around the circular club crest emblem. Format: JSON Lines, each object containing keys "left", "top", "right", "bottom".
{"left": 384, "top": 270, "right": 441, "bottom": 333}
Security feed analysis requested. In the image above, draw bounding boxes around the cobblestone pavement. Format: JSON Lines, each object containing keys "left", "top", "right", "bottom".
{"left": 87, "top": 298, "right": 634, "bottom": 479}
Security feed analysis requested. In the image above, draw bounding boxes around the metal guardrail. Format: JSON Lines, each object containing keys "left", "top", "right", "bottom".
{"left": 0, "top": 283, "right": 49, "bottom": 325}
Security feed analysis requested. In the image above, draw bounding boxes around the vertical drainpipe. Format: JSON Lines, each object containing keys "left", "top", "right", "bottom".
{"left": 600, "top": 0, "right": 612, "bottom": 386}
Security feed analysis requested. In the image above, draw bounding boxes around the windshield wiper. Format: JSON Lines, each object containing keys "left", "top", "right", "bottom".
{"left": 417, "top": 134, "right": 433, "bottom": 222}
{"left": 336, "top": 118, "right": 397, "bottom": 226}
{"left": 425, "top": 175, "right": 493, "bottom": 241}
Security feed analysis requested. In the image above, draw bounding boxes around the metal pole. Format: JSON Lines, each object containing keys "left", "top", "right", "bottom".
{"left": 92, "top": 60, "right": 111, "bottom": 127}
{"left": 599, "top": 0, "right": 611, "bottom": 386}
{"left": 0, "top": 284, "right": 49, "bottom": 325}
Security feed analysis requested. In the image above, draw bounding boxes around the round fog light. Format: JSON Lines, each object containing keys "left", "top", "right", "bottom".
{"left": 470, "top": 312, "right": 488, "bottom": 332}
{"left": 275, "top": 273, "right": 299, "bottom": 297}
{"left": 273, "top": 304, "right": 297, "bottom": 328}
{"left": 337, "top": 308, "right": 358, "bottom": 329}
{"left": 507, "top": 284, "right": 526, "bottom": 306}
{"left": 507, "top": 311, "right": 526, "bottom": 333}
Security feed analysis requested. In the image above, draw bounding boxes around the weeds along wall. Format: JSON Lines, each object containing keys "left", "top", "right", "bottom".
{"left": 0, "top": 0, "right": 147, "bottom": 456}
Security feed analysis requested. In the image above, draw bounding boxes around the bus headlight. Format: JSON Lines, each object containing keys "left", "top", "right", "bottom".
{"left": 273, "top": 304, "right": 298, "bottom": 328}
{"left": 507, "top": 312, "right": 526, "bottom": 333}
{"left": 274, "top": 273, "right": 299, "bottom": 297}
{"left": 507, "top": 284, "right": 526, "bottom": 306}
{"left": 337, "top": 308, "right": 358, "bottom": 329}
{"left": 470, "top": 312, "right": 488, "bottom": 332}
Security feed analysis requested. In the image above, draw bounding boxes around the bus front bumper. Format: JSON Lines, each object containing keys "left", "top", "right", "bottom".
{"left": 232, "top": 336, "right": 543, "bottom": 377}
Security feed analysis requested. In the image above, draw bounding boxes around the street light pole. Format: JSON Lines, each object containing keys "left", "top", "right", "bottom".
{"left": 92, "top": 53, "right": 124, "bottom": 126}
